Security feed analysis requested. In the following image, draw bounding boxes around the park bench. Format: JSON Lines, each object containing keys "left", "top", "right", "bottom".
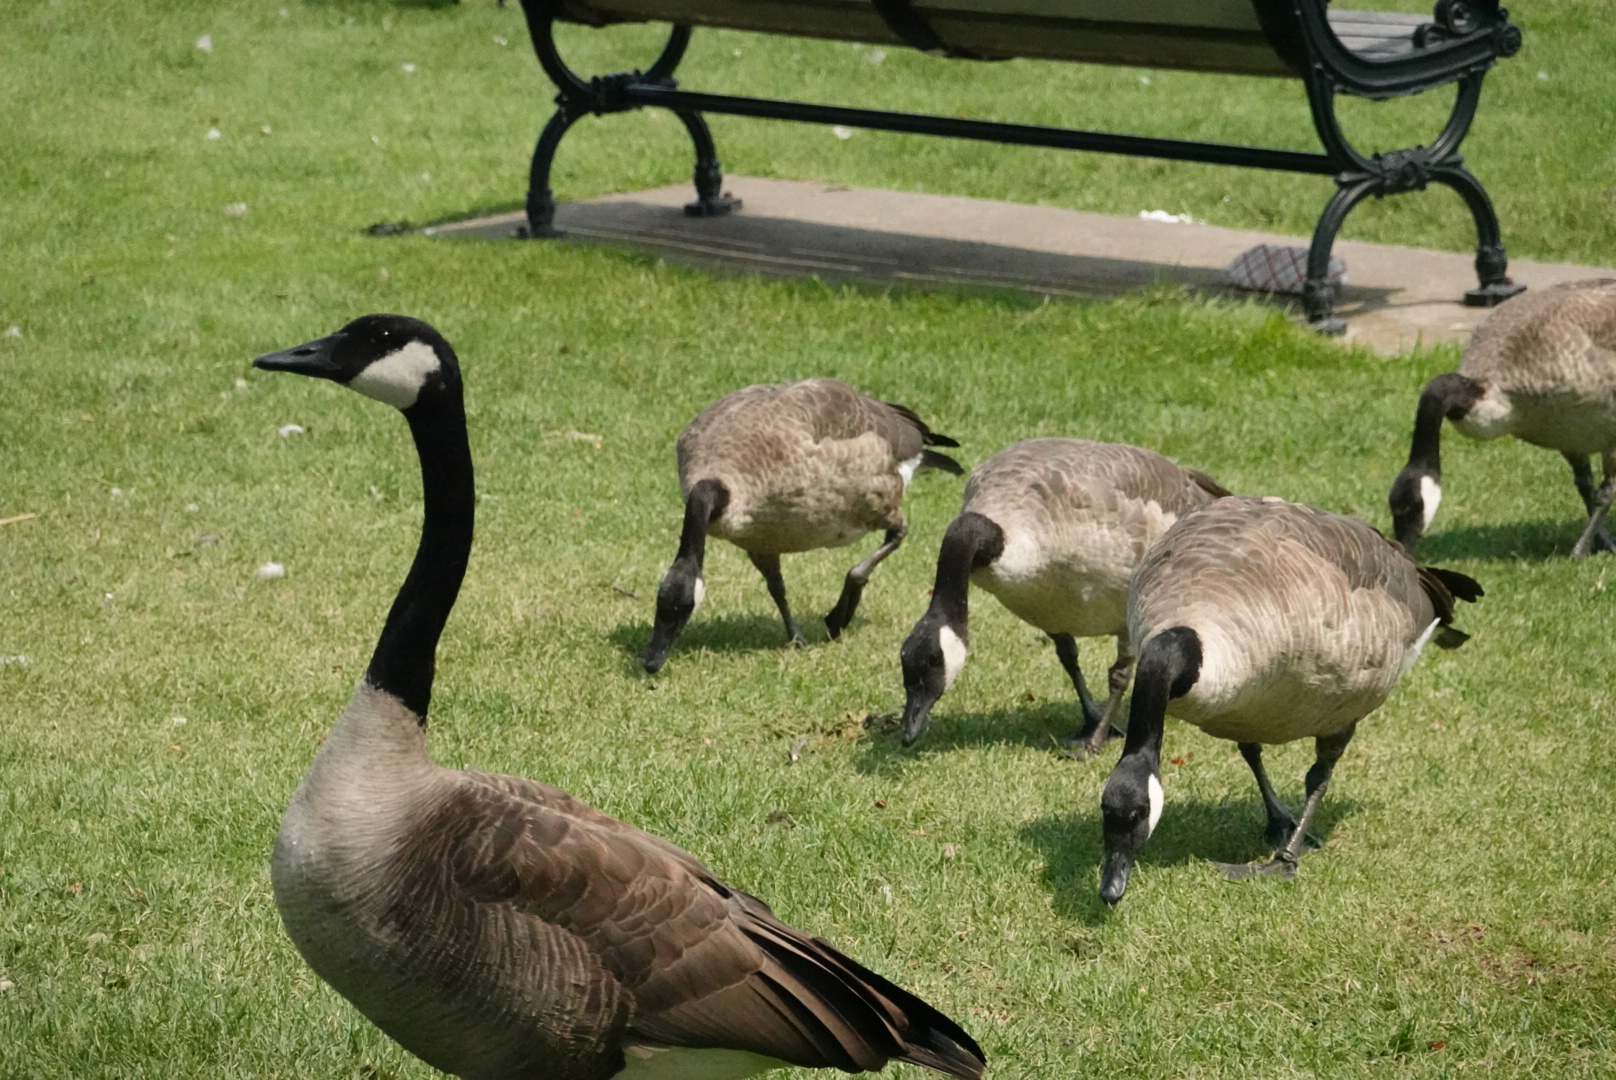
{"left": 514, "top": 0, "right": 1525, "bottom": 331}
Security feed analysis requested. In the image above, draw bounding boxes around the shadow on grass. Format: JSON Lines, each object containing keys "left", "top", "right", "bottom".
{"left": 851, "top": 701, "right": 1101, "bottom": 777}
{"left": 1018, "top": 793, "right": 1360, "bottom": 925}
{"left": 1417, "top": 517, "right": 1591, "bottom": 562}
{"left": 607, "top": 613, "right": 814, "bottom": 670}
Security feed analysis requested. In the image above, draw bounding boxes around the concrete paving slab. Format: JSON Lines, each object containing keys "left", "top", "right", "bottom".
{"left": 425, "top": 177, "right": 1614, "bottom": 355}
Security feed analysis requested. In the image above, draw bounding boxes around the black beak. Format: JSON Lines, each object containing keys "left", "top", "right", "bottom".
{"left": 253, "top": 333, "right": 344, "bottom": 379}
{"left": 1099, "top": 849, "right": 1135, "bottom": 905}
{"left": 899, "top": 693, "right": 935, "bottom": 747}
{"left": 641, "top": 624, "right": 676, "bottom": 675}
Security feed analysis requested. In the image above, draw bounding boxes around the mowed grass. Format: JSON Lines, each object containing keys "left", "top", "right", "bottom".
{"left": 2, "top": 2, "right": 1615, "bottom": 1078}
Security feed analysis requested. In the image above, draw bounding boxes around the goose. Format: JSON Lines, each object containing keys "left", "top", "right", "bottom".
{"left": 898, "top": 438, "right": 1229, "bottom": 754}
{"left": 1098, "top": 496, "right": 1482, "bottom": 904}
{"left": 1389, "top": 278, "right": 1616, "bottom": 557}
{"left": 254, "top": 315, "right": 986, "bottom": 1080}
{"left": 642, "top": 378, "right": 963, "bottom": 674}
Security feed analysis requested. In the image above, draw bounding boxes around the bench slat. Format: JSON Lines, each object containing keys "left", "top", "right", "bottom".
{"left": 555, "top": 0, "right": 1445, "bottom": 77}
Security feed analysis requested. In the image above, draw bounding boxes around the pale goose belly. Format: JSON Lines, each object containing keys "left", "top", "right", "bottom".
{"left": 1501, "top": 393, "right": 1616, "bottom": 455}
{"left": 973, "top": 527, "right": 1133, "bottom": 639}
{"left": 1158, "top": 601, "right": 1420, "bottom": 746}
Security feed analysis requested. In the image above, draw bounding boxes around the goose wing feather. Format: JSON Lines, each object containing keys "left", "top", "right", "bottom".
{"left": 1463, "top": 278, "right": 1616, "bottom": 394}
{"left": 445, "top": 772, "right": 984, "bottom": 1077}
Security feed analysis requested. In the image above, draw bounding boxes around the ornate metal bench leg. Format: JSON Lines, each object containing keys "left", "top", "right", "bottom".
{"left": 1433, "top": 165, "right": 1526, "bottom": 308}
{"left": 522, "top": 107, "right": 582, "bottom": 238}
{"left": 1303, "top": 176, "right": 1377, "bottom": 335}
{"left": 674, "top": 109, "right": 741, "bottom": 217}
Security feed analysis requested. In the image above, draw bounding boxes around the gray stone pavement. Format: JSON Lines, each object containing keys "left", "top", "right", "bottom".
{"left": 426, "top": 176, "right": 1613, "bottom": 355}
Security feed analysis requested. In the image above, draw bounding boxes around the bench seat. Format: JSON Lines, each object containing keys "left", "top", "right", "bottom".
{"left": 552, "top": 1, "right": 1443, "bottom": 78}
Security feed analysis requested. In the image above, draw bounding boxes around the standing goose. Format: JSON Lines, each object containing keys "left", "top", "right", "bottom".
{"left": 1389, "top": 278, "right": 1616, "bottom": 557}
{"left": 255, "top": 315, "right": 986, "bottom": 1080}
{"left": 898, "top": 438, "right": 1229, "bottom": 753}
{"left": 1099, "top": 497, "right": 1482, "bottom": 904}
{"left": 643, "top": 378, "right": 962, "bottom": 674}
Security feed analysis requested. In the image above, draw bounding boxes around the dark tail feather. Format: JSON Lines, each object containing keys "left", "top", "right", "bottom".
{"left": 746, "top": 924, "right": 986, "bottom": 1079}
{"left": 883, "top": 400, "right": 960, "bottom": 448}
{"left": 1426, "top": 566, "right": 1484, "bottom": 603}
{"left": 920, "top": 450, "right": 965, "bottom": 476}
{"left": 1185, "top": 468, "right": 1233, "bottom": 499}
{"left": 1434, "top": 625, "right": 1471, "bottom": 650}
{"left": 1417, "top": 564, "right": 1482, "bottom": 649}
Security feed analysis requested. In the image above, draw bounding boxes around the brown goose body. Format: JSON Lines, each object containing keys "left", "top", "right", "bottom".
{"left": 1098, "top": 496, "right": 1481, "bottom": 902}
{"left": 899, "top": 438, "right": 1227, "bottom": 750}
{"left": 645, "top": 379, "right": 961, "bottom": 671}
{"left": 1390, "top": 279, "right": 1616, "bottom": 555}
{"left": 273, "top": 686, "right": 983, "bottom": 1080}
{"left": 678, "top": 378, "right": 949, "bottom": 554}
{"left": 966, "top": 439, "right": 1226, "bottom": 638}
{"left": 256, "top": 317, "right": 985, "bottom": 1080}
{"left": 1131, "top": 498, "right": 1462, "bottom": 745}
{"left": 1453, "top": 279, "right": 1616, "bottom": 454}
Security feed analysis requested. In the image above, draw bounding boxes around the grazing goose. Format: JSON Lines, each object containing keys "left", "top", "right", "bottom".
{"left": 1098, "top": 497, "right": 1482, "bottom": 904}
{"left": 1389, "top": 278, "right": 1616, "bottom": 557}
{"left": 255, "top": 316, "right": 986, "bottom": 1080}
{"left": 898, "top": 438, "right": 1229, "bottom": 753}
{"left": 642, "top": 379, "right": 962, "bottom": 674}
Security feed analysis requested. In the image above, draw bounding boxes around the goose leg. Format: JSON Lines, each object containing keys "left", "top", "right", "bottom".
{"left": 824, "top": 525, "right": 905, "bottom": 640}
{"left": 1272, "top": 725, "right": 1357, "bottom": 871}
{"left": 1068, "top": 638, "right": 1133, "bottom": 759}
{"left": 1568, "top": 450, "right": 1616, "bottom": 557}
{"left": 1050, "top": 633, "right": 1105, "bottom": 750}
{"left": 1221, "top": 728, "right": 1354, "bottom": 881}
{"left": 1236, "top": 742, "right": 1314, "bottom": 852}
{"left": 749, "top": 552, "right": 807, "bottom": 648}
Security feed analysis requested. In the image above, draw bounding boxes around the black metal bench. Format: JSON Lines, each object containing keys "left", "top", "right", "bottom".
{"left": 515, "top": 0, "right": 1525, "bottom": 331}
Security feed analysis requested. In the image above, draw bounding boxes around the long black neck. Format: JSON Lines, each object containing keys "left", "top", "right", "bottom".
{"left": 364, "top": 386, "right": 474, "bottom": 721}
{"left": 1120, "top": 626, "right": 1202, "bottom": 764}
{"left": 926, "top": 512, "right": 1004, "bottom": 632}
{"left": 676, "top": 478, "right": 729, "bottom": 569}
{"left": 1406, "top": 372, "right": 1482, "bottom": 475}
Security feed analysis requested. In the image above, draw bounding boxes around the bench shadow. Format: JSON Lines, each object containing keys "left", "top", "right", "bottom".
{"left": 607, "top": 613, "right": 815, "bottom": 669}
{"left": 422, "top": 200, "right": 1398, "bottom": 318}
{"left": 1018, "top": 793, "right": 1359, "bottom": 925}
{"left": 1417, "top": 517, "right": 1592, "bottom": 562}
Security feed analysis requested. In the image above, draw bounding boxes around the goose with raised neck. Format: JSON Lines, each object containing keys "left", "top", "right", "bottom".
{"left": 256, "top": 315, "right": 987, "bottom": 1080}
{"left": 899, "top": 438, "right": 1229, "bottom": 753}
{"left": 1099, "top": 496, "right": 1482, "bottom": 904}
{"left": 643, "top": 378, "right": 963, "bottom": 673}
{"left": 1390, "top": 278, "right": 1616, "bottom": 557}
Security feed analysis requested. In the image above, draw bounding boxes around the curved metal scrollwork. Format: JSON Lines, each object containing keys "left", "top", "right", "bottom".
{"left": 1300, "top": 67, "right": 1521, "bottom": 332}
{"left": 516, "top": 7, "right": 736, "bottom": 237}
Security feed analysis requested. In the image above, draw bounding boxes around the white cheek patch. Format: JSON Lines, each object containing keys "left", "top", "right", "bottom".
{"left": 939, "top": 624, "right": 968, "bottom": 690}
{"left": 691, "top": 576, "right": 705, "bottom": 612}
{"left": 1419, "top": 475, "right": 1442, "bottom": 531}
{"left": 897, "top": 454, "right": 922, "bottom": 490}
{"left": 1146, "top": 773, "right": 1164, "bottom": 837}
{"left": 347, "top": 340, "right": 441, "bottom": 409}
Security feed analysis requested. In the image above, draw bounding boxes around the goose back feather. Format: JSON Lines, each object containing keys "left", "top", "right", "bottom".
{"left": 1130, "top": 497, "right": 1467, "bottom": 744}
{"left": 678, "top": 378, "right": 957, "bottom": 554}
{"left": 964, "top": 438, "right": 1226, "bottom": 637}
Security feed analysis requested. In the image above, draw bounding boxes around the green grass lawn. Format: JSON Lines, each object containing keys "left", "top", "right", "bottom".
{"left": 3, "top": 2, "right": 1615, "bottom": 1078}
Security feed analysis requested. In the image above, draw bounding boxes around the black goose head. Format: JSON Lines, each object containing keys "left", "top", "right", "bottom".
{"left": 1388, "top": 467, "right": 1440, "bottom": 553}
{"left": 898, "top": 610, "right": 967, "bottom": 746}
{"left": 253, "top": 313, "right": 460, "bottom": 411}
{"left": 1099, "top": 754, "right": 1163, "bottom": 905}
{"left": 642, "top": 559, "right": 703, "bottom": 674}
